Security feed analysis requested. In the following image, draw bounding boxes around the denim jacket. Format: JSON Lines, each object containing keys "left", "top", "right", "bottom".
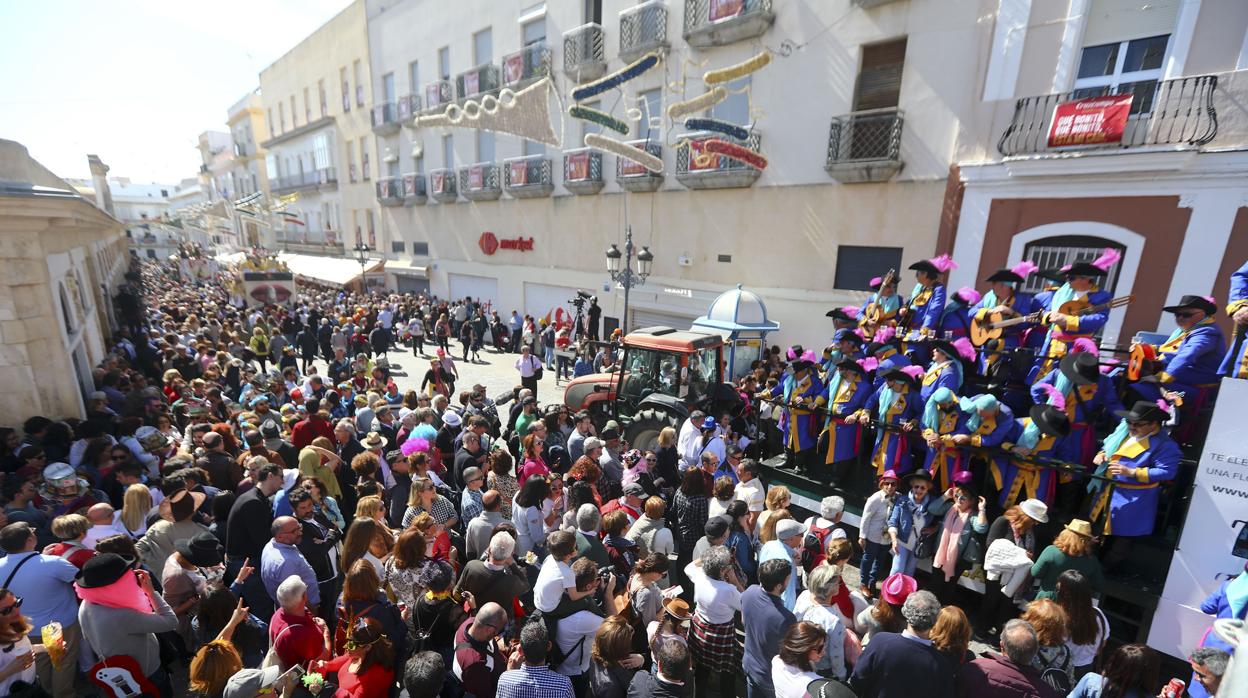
{"left": 887, "top": 492, "right": 946, "bottom": 546}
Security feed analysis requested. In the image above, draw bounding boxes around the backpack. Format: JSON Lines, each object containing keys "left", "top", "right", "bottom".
{"left": 1036, "top": 644, "right": 1073, "bottom": 694}
{"left": 801, "top": 521, "right": 835, "bottom": 572}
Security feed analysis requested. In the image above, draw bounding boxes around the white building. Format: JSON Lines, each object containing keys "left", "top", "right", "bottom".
{"left": 70, "top": 175, "right": 185, "bottom": 260}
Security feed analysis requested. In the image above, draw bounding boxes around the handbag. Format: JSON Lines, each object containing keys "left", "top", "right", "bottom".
{"left": 914, "top": 530, "right": 938, "bottom": 559}
{"left": 961, "top": 534, "right": 985, "bottom": 565}
{"left": 531, "top": 356, "right": 544, "bottom": 381}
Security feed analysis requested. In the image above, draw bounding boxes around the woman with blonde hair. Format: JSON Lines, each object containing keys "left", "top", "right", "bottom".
{"left": 930, "top": 605, "right": 973, "bottom": 672}
{"left": 1021, "top": 598, "right": 1073, "bottom": 685}
{"left": 756, "top": 485, "right": 791, "bottom": 538}
{"left": 1031, "top": 519, "right": 1104, "bottom": 600}
{"left": 759, "top": 509, "right": 794, "bottom": 544}
{"left": 653, "top": 427, "right": 680, "bottom": 491}
{"left": 116, "top": 483, "right": 153, "bottom": 538}
{"left": 588, "top": 615, "right": 645, "bottom": 698}
{"left": 409, "top": 512, "right": 455, "bottom": 568}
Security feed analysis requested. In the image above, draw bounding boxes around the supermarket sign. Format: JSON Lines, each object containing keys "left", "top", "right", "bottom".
{"left": 1047, "top": 94, "right": 1133, "bottom": 148}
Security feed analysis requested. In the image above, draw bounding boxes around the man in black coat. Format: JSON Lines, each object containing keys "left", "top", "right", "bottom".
{"left": 291, "top": 486, "right": 341, "bottom": 627}
{"left": 296, "top": 326, "right": 319, "bottom": 374}
{"left": 226, "top": 462, "right": 284, "bottom": 620}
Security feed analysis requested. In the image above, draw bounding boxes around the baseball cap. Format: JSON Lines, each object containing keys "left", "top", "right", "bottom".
{"left": 704, "top": 515, "right": 730, "bottom": 539}
{"left": 623, "top": 483, "right": 647, "bottom": 498}
{"left": 223, "top": 666, "right": 282, "bottom": 698}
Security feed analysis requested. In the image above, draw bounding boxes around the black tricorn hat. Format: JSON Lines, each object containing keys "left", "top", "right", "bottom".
{"left": 881, "top": 366, "right": 921, "bottom": 390}
{"left": 825, "top": 308, "right": 856, "bottom": 323}
{"left": 1063, "top": 262, "right": 1109, "bottom": 278}
{"left": 1162, "top": 295, "right": 1217, "bottom": 316}
{"left": 835, "top": 357, "right": 867, "bottom": 375}
{"left": 1059, "top": 352, "right": 1100, "bottom": 386}
{"left": 985, "top": 269, "right": 1025, "bottom": 284}
{"left": 1029, "top": 404, "right": 1072, "bottom": 438}
{"left": 1114, "top": 400, "right": 1168, "bottom": 424}
{"left": 909, "top": 259, "right": 939, "bottom": 275}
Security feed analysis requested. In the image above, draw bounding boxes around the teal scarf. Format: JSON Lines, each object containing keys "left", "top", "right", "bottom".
{"left": 922, "top": 387, "right": 956, "bottom": 432}
{"left": 871, "top": 292, "right": 901, "bottom": 316}
{"left": 1015, "top": 419, "right": 1044, "bottom": 451}
{"left": 1088, "top": 419, "right": 1131, "bottom": 493}
{"left": 959, "top": 394, "right": 998, "bottom": 432}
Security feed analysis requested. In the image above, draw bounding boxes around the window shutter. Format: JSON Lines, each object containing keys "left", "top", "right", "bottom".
{"left": 854, "top": 38, "right": 907, "bottom": 111}
{"left": 1083, "top": 0, "right": 1179, "bottom": 47}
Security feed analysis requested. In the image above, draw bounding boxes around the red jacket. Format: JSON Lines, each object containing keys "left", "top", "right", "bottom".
{"left": 43, "top": 542, "right": 94, "bottom": 570}
{"left": 956, "top": 654, "right": 1060, "bottom": 698}
{"left": 291, "top": 416, "right": 335, "bottom": 450}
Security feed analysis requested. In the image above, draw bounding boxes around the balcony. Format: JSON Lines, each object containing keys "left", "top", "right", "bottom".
{"left": 503, "top": 156, "right": 554, "bottom": 198}
{"left": 271, "top": 169, "right": 334, "bottom": 195}
{"left": 563, "top": 23, "right": 608, "bottom": 82}
{"left": 683, "top": 0, "right": 774, "bottom": 48}
{"left": 396, "top": 94, "right": 421, "bottom": 124}
{"left": 371, "top": 102, "right": 401, "bottom": 136}
{"left": 276, "top": 228, "right": 340, "bottom": 252}
{"left": 317, "top": 168, "right": 338, "bottom": 190}
{"left": 376, "top": 178, "right": 403, "bottom": 206}
{"left": 456, "top": 64, "right": 501, "bottom": 102}
{"left": 997, "top": 75, "right": 1218, "bottom": 157}
{"left": 825, "top": 108, "right": 905, "bottom": 183}
{"left": 422, "top": 80, "right": 455, "bottom": 114}
{"left": 563, "top": 148, "right": 605, "bottom": 195}
{"left": 616, "top": 140, "right": 664, "bottom": 192}
{"left": 429, "top": 168, "right": 458, "bottom": 202}
{"left": 459, "top": 164, "right": 501, "bottom": 201}
{"left": 402, "top": 173, "right": 427, "bottom": 205}
{"left": 501, "top": 42, "right": 551, "bottom": 90}
{"left": 675, "top": 131, "right": 763, "bottom": 189}
{"left": 620, "top": 0, "right": 670, "bottom": 62}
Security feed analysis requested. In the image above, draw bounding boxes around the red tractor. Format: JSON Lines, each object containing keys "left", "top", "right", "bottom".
{"left": 562, "top": 326, "right": 744, "bottom": 450}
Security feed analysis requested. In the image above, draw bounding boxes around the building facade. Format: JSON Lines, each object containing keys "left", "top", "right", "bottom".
{"left": 258, "top": 0, "right": 375, "bottom": 262}
{"left": 70, "top": 175, "right": 182, "bottom": 260}
{"left": 227, "top": 90, "right": 271, "bottom": 248}
{"left": 364, "top": 0, "right": 999, "bottom": 347}
{"left": 0, "top": 141, "right": 128, "bottom": 423}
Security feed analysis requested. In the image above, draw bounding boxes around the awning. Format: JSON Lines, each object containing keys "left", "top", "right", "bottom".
{"left": 279, "top": 252, "right": 383, "bottom": 286}
{"left": 384, "top": 258, "right": 428, "bottom": 278}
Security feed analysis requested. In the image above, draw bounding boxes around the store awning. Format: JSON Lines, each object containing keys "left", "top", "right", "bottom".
{"left": 279, "top": 252, "right": 383, "bottom": 286}
{"left": 384, "top": 259, "right": 428, "bottom": 278}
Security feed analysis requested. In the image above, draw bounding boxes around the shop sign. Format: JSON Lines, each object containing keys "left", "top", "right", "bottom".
{"left": 479, "top": 232, "right": 534, "bottom": 255}
{"left": 1047, "top": 94, "right": 1133, "bottom": 148}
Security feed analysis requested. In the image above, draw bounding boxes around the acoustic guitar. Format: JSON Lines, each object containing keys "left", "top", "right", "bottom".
{"left": 969, "top": 295, "right": 1133, "bottom": 347}
{"left": 860, "top": 267, "right": 897, "bottom": 336}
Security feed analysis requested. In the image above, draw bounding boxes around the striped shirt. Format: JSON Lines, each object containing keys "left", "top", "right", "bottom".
{"left": 496, "top": 664, "right": 574, "bottom": 698}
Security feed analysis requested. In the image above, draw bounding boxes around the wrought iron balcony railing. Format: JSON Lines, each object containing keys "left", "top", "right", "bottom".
{"left": 317, "top": 168, "right": 338, "bottom": 188}
{"left": 422, "top": 80, "right": 455, "bottom": 113}
{"left": 396, "top": 94, "right": 421, "bottom": 124}
{"left": 503, "top": 156, "right": 554, "bottom": 198}
{"left": 825, "top": 108, "right": 904, "bottom": 183}
{"left": 402, "top": 173, "right": 427, "bottom": 205}
{"left": 675, "top": 131, "right": 763, "bottom": 189}
{"left": 563, "top": 23, "right": 607, "bottom": 82}
{"left": 683, "top": 0, "right": 774, "bottom": 48}
{"left": 502, "top": 42, "right": 551, "bottom": 89}
{"left": 429, "top": 168, "right": 458, "bottom": 202}
{"left": 371, "top": 102, "right": 401, "bottom": 135}
{"left": 620, "top": 0, "right": 670, "bottom": 61}
{"left": 376, "top": 178, "right": 403, "bottom": 206}
{"left": 563, "top": 148, "right": 605, "bottom": 195}
{"left": 997, "top": 74, "right": 1218, "bottom": 157}
{"left": 271, "top": 170, "right": 330, "bottom": 194}
{"left": 456, "top": 64, "right": 501, "bottom": 101}
{"left": 458, "top": 163, "right": 501, "bottom": 201}
{"left": 616, "top": 140, "right": 664, "bottom": 192}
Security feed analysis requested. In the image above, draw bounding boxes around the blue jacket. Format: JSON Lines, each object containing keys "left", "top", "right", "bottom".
{"left": 907, "top": 284, "right": 946, "bottom": 333}
{"left": 887, "top": 492, "right": 941, "bottom": 547}
{"left": 1220, "top": 260, "right": 1248, "bottom": 377}
{"left": 1157, "top": 321, "right": 1226, "bottom": 387}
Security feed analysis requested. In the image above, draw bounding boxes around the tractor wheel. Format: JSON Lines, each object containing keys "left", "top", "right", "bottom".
{"left": 624, "top": 408, "right": 680, "bottom": 452}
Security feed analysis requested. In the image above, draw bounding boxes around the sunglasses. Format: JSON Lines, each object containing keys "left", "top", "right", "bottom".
{"left": 0, "top": 597, "right": 22, "bottom": 615}
{"left": 1173, "top": 311, "right": 1199, "bottom": 319}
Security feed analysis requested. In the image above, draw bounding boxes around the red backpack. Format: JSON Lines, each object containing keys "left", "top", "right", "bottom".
{"left": 800, "top": 521, "right": 835, "bottom": 572}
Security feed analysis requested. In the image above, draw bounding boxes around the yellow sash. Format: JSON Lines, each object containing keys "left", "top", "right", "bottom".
{"left": 1090, "top": 436, "right": 1151, "bottom": 533}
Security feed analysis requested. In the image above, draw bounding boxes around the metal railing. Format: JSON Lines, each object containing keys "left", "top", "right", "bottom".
{"left": 271, "top": 170, "right": 322, "bottom": 193}
{"left": 501, "top": 42, "right": 551, "bottom": 87}
{"left": 456, "top": 64, "right": 501, "bottom": 101}
{"left": 616, "top": 140, "right": 663, "bottom": 178}
{"left": 276, "top": 228, "right": 336, "bottom": 245}
{"left": 376, "top": 178, "right": 403, "bottom": 204}
{"left": 317, "top": 168, "right": 337, "bottom": 186}
{"left": 563, "top": 23, "right": 607, "bottom": 79}
{"left": 401, "top": 173, "right": 427, "bottom": 202}
{"left": 827, "top": 108, "right": 904, "bottom": 164}
{"left": 683, "top": 0, "right": 773, "bottom": 42}
{"left": 429, "top": 168, "right": 457, "bottom": 199}
{"left": 564, "top": 148, "right": 604, "bottom": 182}
{"left": 620, "top": 0, "right": 669, "bottom": 60}
{"left": 675, "top": 131, "right": 762, "bottom": 174}
{"left": 997, "top": 74, "right": 1218, "bottom": 156}
{"left": 458, "top": 163, "right": 500, "bottom": 189}
{"left": 422, "top": 80, "right": 454, "bottom": 112}
{"left": 503, "top": 156, "right": 554, "bottom": 189}
{"left": 371, "top": 102, "right": 399, "bottom": 129}
{"left": 397, "top": 94, "right": 421, "bottom": 122}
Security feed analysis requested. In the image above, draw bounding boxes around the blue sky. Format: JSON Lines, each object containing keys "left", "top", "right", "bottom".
{"left": 0, "top": 0, "right": 352, "bottom": 183}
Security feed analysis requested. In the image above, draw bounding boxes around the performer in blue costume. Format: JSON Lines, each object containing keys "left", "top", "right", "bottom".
{"left": 971, "top": 261, "right": 1041, "bottom": 351}
{"left": 1031, "top": 348, "right": 1123, "bottom": 467}
{"left": 1187, "top": 563, "right": 1248, "bottom": 698}
{"left": 820, "top": 357, "right": 871, "bottom": 485}
{"left": 784, "top": 355, "right": 826, "bottom": 473}
{"left": 919, "top": 388, "right": 968, "bottom": 491}
{"left": 938, "top": 287, "right": 981, "bottom": 341}
{"left": 1029, "top": 249, "right": 1120, "bottom": 383}
{"left": 1133, "top": 295, "right": 1226, "bottom": 403}
{"left": 865, "top": 338, "right": 912, "bottom": 390}
{"left": 994, "top": 403, "right": 1074, "bottom": 508}
{"left": 1219, "top": 259, "right": 1248, "bottom": 379}
{"left": 825, "top": 306, "right": 859, "bottom": 333}
{"left": 952, "top": 393, "right": 1014, "bottom": 491}
{"left": 849, "top": 365, "right": 923, "bottom": 476}
{"left": 821, "top": 328, "right": 864, "bottom": 376}
{"left": 921, "top": 338, "right": 970, "bottom": 402}
{"left": 858, "top": 275, "right": 902, "bottom": 338}
{"left": 901, "top": 255, "right": 956, "bottom": 339}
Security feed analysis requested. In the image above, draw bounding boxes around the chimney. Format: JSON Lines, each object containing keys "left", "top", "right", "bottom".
{"left": 87, "top": 154, "right": 114, "bottom": 216}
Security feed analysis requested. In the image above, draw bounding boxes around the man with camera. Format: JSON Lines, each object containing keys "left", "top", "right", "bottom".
{"left": 552, "top": 557, "right": 623, "bottom": 695}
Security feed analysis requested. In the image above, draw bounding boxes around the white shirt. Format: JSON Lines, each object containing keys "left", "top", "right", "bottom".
{"left": 771, "top": 655, "right": 820, "bottom": 698}
{"left": 677, "top": 418, "right": 700, "bottom": 469}
{"left": 554, "top": 609, "right": 601, "bottom": 676}
{"left": 82, "top": 522, "right": 127, "bottom": 550}
{"left": 534, "top": 556, "right": 575, "bottom": 613}
{"left": 734, "top": 479, "right": 765, "bottom": 512}
{"left": 1066, "top": 605, "right": 1107, "bottom": 667}
{"left": 515, "top": 354, "right": 541, "bottom": 378}
{"left": 685, "top": 562, "right": 741, "bottom": 624}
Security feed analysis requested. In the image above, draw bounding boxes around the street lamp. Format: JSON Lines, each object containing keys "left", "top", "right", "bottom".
{"left": 605, "top": 226, "right": 654, "bottom": 335}
{"left": 353, "top": 242, "right": 371, "bottom": 292}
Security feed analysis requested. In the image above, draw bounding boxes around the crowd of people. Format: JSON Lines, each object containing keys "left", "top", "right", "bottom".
{"left": 0, "top": 246, "right": 1240, "bottom": 698}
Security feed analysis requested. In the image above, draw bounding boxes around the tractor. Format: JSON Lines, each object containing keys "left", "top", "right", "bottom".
{"left": 562, "top": 326, "right": 744, "bottom": 450}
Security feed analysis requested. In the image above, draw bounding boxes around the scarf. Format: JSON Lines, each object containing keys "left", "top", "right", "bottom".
{"left": 1159, "top": 316, "right": 1216, "bottom": 353}
{"left": 75, "top": 574, "right": 154, "bottom": 614}
{"left": 831, "top": 582, "right": 855, "bottom": 620}
{"left": 922, "top": 388, "right": 957, "bottom": 432}
{"left": 934, "top": 508, "right": 969, "bottom": 581}
{"left": 869, "top": 292, "right": 901, "bottom": 317}
{"left": 959, "top": 394, "right": 998, "bottom": 432}
{"left": 1015, "top": 419, "right": 1044, "bottom": 451}
{"left": 1088, "top": 419, "right": 1131, "bottom": 493}
{"left": 877, "top": 384, "right": 904, "bottom": 422}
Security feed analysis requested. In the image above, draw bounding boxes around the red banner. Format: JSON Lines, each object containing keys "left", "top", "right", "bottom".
{"left": 504, "top": 54, "right": 525, "bottom": 85}
{"left": 463, "top": 71, "right": 479, "bottom": 97}
{"left": 710, "top": 0, "right": 744, "bottom": 22}
{"left": 1047, "top": 94, "right": 1133, "bottom": 148}
{"left": 510, "top": 161, "right": 529, "bottom": 185}
{"left": 567, "top": 151, "right": 590, "bottom": 180}
{"left": 468, "top": 165, "right": 483, "bottom": 189}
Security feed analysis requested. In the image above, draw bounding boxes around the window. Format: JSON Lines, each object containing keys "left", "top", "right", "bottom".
{"left": 710, "top": 76, "right": 750, "bottom": 127}
{"left": 1020, "top": 236, "right": 1124, "bottom": 296}
{"left": 388, "top": 160, "right": 400, "bottom": 177}
{"left": 313, "top": 134, "right": 331, "bottom": 170}
{"left": 267, "top": 109, "right": 274, "bottom": 137}
{"left": 266, "top": 153, "right": 278, "bottom": 180}
{"left": 584, "top": 0, "right": 602, "bottom": 24}
{"left": 289, "top": 96, "right": 298, "bottom": 127}
{"left": 412, "top": 241, "right": 430, "bottom": 256}
{"left": 1074, "top": 35, "right": 1170, "bottom": 113}
{"left": 354, "top": 60, "right": 364, "bottom": 106}
{"left": 638, "top": 89, "right": 661, "bottom": 140}
{"left": 361, "top": 137, "right": 370, "bottom": 180}
{"left": 833, "top": 245, "right": 903, "bottom": 291}
{"left": 473, "top": 28, "right": 493, "bottom": 65}
{"left": 353, "top": 210, "right": 362, "bottom": 246}
{"left": 523, "top": 140, "right": 545, "bottom": 157}
{"left": 366, "top": 210, "right": 376, "bottom": 247}
{"left": 341, "top": 67, "right": 351, "bottom": 112}
{"left": 442, "top": 134, "right": 454, "bottom": 168}
{"left": 392, "top": 241, "right": 406, "bottom": 254}
{"left": 278, "top": 102, "right": 286, "bottom": 132}
{"left": 477, "top": 132, "right": 495, "bottom": 163}
{"left": 303, "top": 88, "right": 311, "bottom": 123}
{"left": 318, "top": 79, "right": 328, "bottom": 117}
{"left": 408, "top": 61, "right": 420, "bottom": 94}
{"left": 438, "top": 47, "right": 451, "bottom": 79}
{"left": 347, "top": 141, "right": 357, "bottom": 182}
{"left": 382, "top": 72, "right": 395, "bottom": 103}
{"left": 854, "top": 38, "right": 907, "bottom": 111}
{"left": 522, "top": 18, "right": 546, "bottom": 46}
